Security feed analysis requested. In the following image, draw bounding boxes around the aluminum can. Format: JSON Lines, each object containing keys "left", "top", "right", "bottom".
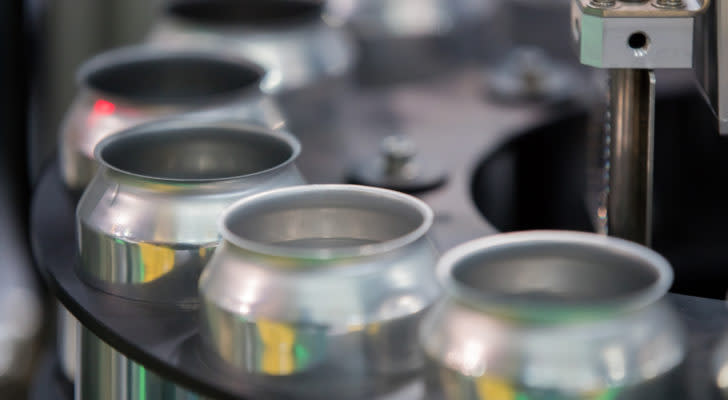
{"left": 76, "top": 326, "right": 203, "bottom": 400}
{"left": 74, "top": 118, "right": 303, "bottom": 399}
{"left": 77, "top": 118, "right": 303, "bottom": 304}
{"left": 198, "top": 184, "right": 439, "bottom": 398}
{"left": 147, "top": 0, "right": 356, "bottom": 181}
{"left": 57, "top": 45, "right": 285, "bottom": 385}
{"left": 421, "top": 231, "right": 685, "bottom": 400}
{"left": 59, "top": 45, "right": 284, "bottom": 192}
{"left": 149, "top": 0, "right": 354, "bottom": 95}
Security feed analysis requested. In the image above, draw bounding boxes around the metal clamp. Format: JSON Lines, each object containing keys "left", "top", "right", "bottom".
{"left": 571, "top": 0, "right": 710, "bottom": 68}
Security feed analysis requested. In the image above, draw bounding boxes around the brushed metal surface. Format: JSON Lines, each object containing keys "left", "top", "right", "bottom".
{"left": 75, "top": 118, "right": 305, "bottom": 399}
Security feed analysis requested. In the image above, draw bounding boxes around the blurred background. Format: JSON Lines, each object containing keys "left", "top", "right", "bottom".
{"left": 4, "top": 0, "right": 728, "bottom": 398}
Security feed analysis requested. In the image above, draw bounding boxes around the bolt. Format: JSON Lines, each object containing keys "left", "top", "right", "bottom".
{"left": 590, "top": 0, "right": 617, "bottom": 8}
{"left": 380, "top": 135, "right": 416, "bottom": 177}
{"left": 653, "top": 0, "right": 684, "bottom": 8}
{"left": 511, "top": 48, "right": 550, "bottom": 94}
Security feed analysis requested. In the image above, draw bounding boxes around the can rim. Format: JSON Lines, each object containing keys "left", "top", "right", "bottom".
{"left": 93, "top": 117, "right": 299, "bottom": 184}
{"left": 219, "top": 184, "right": 434, "bottom": 260}
{"left": 76, "top": 45, "right": 267, "bottom": 106}
{"left": 438, "top": 231, "right": 673, "bottom": 321}
{"left": 164, "top": 0, "right": 325, "bottom": 28}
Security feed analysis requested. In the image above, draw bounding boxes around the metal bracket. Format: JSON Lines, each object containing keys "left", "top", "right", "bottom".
{"left": 572, "top": 0, "right": 710, "bottom": 68}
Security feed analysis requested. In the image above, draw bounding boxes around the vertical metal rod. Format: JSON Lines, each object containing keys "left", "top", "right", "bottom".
{"left": 606, "top": 69, "right": 655, "bottom": 246}
{"left": 77, "top": 326, "right": 202, "bottom": 400}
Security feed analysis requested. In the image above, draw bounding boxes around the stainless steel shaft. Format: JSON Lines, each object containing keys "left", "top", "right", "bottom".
{"left": 606, "top": 69, "right": 655, "bottom": 246}
{"left": 76, "top": 326, "right": 201, "bottom": 400}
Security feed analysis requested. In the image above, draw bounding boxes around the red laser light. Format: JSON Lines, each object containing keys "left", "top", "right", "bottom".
{"left": 93, "top": 99, "right": 116, "bottom": 115}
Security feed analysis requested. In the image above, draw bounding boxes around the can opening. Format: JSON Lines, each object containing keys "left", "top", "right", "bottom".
{"left": 444, "top": 233, "right": 671, "bottom": 314}
{"left": 85, "top": 55, "right": 262, "bottom": 103}
{"left": 222, "top": 186, "right": 432, "bottom": 258}
{"left": 167, "top": 0, "right": 323, "bottom": 27}
{"left": 99, "top": 127, "right": 294, "bottom": 181}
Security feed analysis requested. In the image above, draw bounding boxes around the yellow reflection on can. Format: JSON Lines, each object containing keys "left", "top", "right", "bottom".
{"left": 138, "top": 243, "right": 175, "bottom": 282}
{"left": 475, "top": 376, "right": 516, "bottom": 400}
{"left": 258, "top": 319, "right": 297, "bottom": 375}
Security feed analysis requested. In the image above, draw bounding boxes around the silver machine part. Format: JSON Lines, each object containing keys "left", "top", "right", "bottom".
{"left": 606, "top": 69, "right": 655, "bottom": 245}
{"left": 421, "top": 231, "right": 684, "bottom": 399}
{"left": 199, "top": 184, "right": 440, "bottom": 398}
{"left": 713, "top": 329, "right": 728, "bottom": 397}
{"left": 58, "top": 305, "right": 78, "bottom": 381}
{"left": 571, "top": 0, "right": 710, "bottom": 243}
{"left": 146, "top": 0, "right": 355, "bottom": 182}
{"left": 76, "top": 326, "right": 201, "bottom": 400}
{"left": 74, "top": 119, "right": 305, "bottom": 399}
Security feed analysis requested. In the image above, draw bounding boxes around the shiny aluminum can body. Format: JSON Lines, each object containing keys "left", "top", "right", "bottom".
{"left": 57, "top": 46, "right": 285, "bottom": 385}
{"left": 198, "top": 184, "right": 439, "bottom": 398}
{"left": 59, "top": 45, "right": 284, "bottom": 192}
{"left": 421, "top": 231, "right": 685, "bottom": 400}
{"left": 149, "top": 0, "right": 354, "bottom": 95}
{"left": 76, "top": 118, "right": 303, "bottom": 304}
{"left": 147, "top": 0, "right": 355, "bottom": 181}
{"left": 74, "top": 119, "right": 303, "bottom": 399}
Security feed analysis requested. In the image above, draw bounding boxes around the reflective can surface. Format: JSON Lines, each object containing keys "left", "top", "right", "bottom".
{"left": 149, "top": 0, "right": 354, "bottom": 94}
{"left": 148, "top": 0, "right": 356, "bottom": 182}
{"left": 421, "top": 231, "right": 685, "bottom": 400}
{"left": 76, "top": 326, "right": 203, "bottom": 400}
{"left": 59, "top": 45, "right": 284, "bottom": 191}
{"left": 198, "top": 184, "right": 439, "bottom": 398}
{"left": 76, "top": 118, "right": 304, "bottom": 304}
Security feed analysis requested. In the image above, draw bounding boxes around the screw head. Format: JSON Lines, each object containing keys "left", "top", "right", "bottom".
{"left": 589, "top": 0, "right": 617, "bottom": 8}
{"left": 652, "top": 0, "right": 685, "bottom": 9}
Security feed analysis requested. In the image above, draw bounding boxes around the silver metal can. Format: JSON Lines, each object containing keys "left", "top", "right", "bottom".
{"left": 76, "top": 118, "right": 304, "bottom": 304}
{"left": 74, "top": 119, "right": 303, "bottom": 400}
{"left": 421, "top": 231, "right": 685, "bottom": 400}
{"left": 198, "top": 184, "right": 439, "bottom": 398}
{"left": 148, "top": 0, "right": 354, "bottom": 95}
{"left": 58, "top": 46, "right": 284, "bottom": 385}
{"left": 147, "top": 0, "right": 355, "bottom": 181}
{"left": 59, "top": 45, "right": 284, "bottom": 192}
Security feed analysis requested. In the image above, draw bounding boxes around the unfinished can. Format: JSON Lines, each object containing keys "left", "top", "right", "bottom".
{"left": 421, "top": 231, "right": 685, "bottom": 400}
{"left": 59, "top": 45, "right": 283, "bottom": 192}
{"left": 199, "top": 184, "right": 439, "bottom": 398}
{"left": 74, "top": 118, "right": 303, "bottom": 400}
